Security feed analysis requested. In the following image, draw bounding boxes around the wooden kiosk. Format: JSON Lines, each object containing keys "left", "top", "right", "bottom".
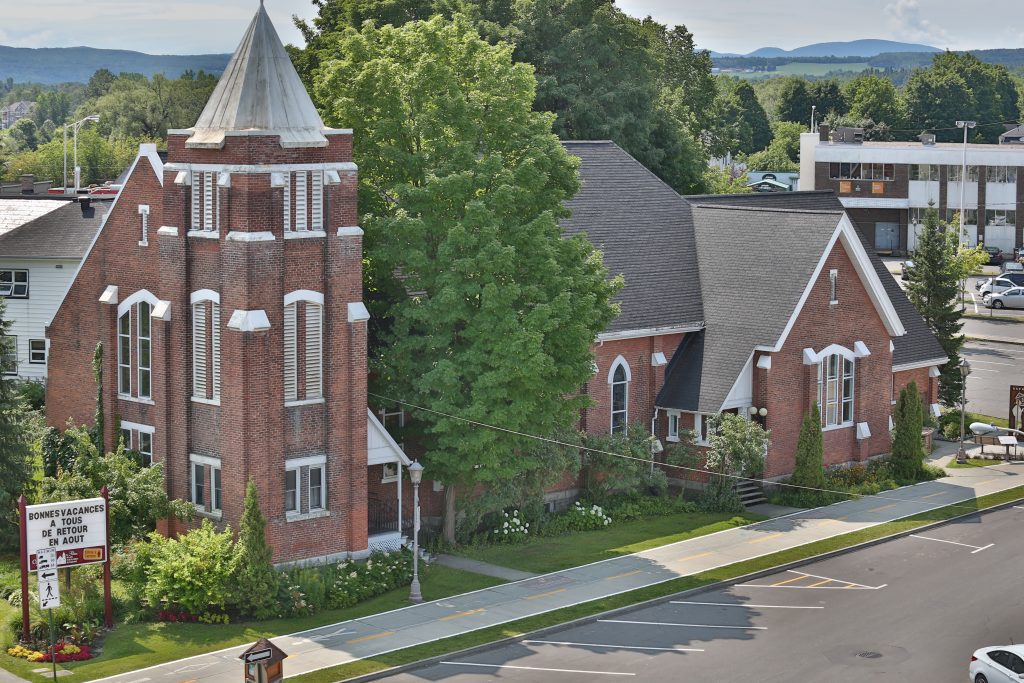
{"left": 240, "top": 638, "right": 287, "bottom": 683}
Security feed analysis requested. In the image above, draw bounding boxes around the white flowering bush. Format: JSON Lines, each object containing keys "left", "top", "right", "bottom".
{"left": 543, "top": 501, "right": 612, "bottom": 535}
{"left": 326, "top": 549, "right": 413, "bottom": 609}
{"left": 491, "top": 509, "right": 530, "bottom": 544}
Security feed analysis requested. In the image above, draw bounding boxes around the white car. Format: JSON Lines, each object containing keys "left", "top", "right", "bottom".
{"left": 979, "top": 277, "right": 1024, "bottom": 298}
{"left": 987, "top": 287, "right": 1024, "bottom": 309}
{"left": 971, "top": 645, "right": 1024, "bottom": 682}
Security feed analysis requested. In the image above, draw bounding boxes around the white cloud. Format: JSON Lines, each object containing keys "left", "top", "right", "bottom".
{"left": 883, "top": 0, "right": 951, "bottom": 47}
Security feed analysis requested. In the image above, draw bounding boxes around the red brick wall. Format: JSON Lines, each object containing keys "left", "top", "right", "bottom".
{"left": 764, "top": 238, "right": 895, "bottom": 478}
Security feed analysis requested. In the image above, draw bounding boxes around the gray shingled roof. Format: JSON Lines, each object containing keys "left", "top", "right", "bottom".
{"left": 657, "top": 205, "right": 845, "bottom": 413}
{"left": 560, "top": 141, "right": 704, "bottom": 334}
{"left": 0, "top": 199, "right": 66, "bottom": 237}
{"left": 0, "top": 199, "right": 109, "bottom": 259}
{"left": 688, "top": 191, "right": 947, "bottom": 369}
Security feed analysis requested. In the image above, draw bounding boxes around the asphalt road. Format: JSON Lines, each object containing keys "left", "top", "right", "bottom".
{"left": 383, "top": 504, "right": 1024, "bottom": 683}
{"left": 963, "top": 340, "right": 1024, "bottom": 419}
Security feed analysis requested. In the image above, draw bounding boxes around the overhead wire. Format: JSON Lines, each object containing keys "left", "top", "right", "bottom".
{"left": 369, "top": 390, "right": 1007, "bottom": 515}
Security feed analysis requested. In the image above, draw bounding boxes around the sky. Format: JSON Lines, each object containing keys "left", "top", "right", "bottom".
{"left": 0, "top": 0, "right": 1019, "bottom": 55}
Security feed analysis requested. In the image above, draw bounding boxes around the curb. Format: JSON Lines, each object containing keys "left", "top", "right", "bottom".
{"left": 967, "top": 335, "right": 1024, "bottom": 347}
{"left": 338, "top": 492, "right": 1024, "bottom": 683}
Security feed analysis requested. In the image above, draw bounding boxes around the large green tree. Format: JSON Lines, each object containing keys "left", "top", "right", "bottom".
{"left": 904, "top": 207, "right": 965, "bottom": 406}
{"left": 233, "top": 480, "right": 279, "bottom": 619}
{"left": 890, "top": 381, "right": 925, "bottom": 481}
{"left": 313, "top": 16, "right": 619, "bottom": 541}
{"left": 774, "top": 76, "right": 813, "bottom": 124}
{"left": 718, "top": 78, "right": 772, "bottom": 155}
{"left": 807, "top": 79, "right": 846, "bottom": 119}
{"left": 0, "top": 301, "right": 32, "bottom": 550}
{"left": 791, "top": 404, "right": 826, "bottom": 506}
{"left": 842, "top": 74, "right": 905, "bottom": 128}
{"left": 700, "top": 413, "right": 768, "bottom": 513}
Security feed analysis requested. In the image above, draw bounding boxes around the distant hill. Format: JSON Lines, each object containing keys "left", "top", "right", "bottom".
{"left": 0, "top": 45, "right": 231, "bottom": 84}
{"left": 711, "top": 39, "right": 940, "bottom": 59}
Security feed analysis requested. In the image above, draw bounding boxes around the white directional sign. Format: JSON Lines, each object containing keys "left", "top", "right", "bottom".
{"left": 37, "top": 567, "right": 60, "bottom": 610}
{"left": 35, "top": 548, "right": 56, "bottom": 571}
{"left": 25, "top": 498, "right": 107, "bottom": 569}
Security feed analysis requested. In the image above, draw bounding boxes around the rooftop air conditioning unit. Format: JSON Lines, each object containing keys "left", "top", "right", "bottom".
{"left": 919, "top": 133, "right": 936, "bottom": 146}
{"left": 831, "top": 127, "right": 865, "bottom": 144}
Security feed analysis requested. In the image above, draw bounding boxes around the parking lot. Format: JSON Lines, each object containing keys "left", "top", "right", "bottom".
{"left": 383, "top": 503, "right": 1024, "bottom": 682}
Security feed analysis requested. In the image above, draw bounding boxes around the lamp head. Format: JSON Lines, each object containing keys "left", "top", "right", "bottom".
{"left": 959, "top": 358, "right": 971, "bottom": 378}
{"left": 970, "top": 422, "right": 999, "bottom": 436}
{"left": 758, "top": 407, "right": 768, "bottom": 417}
{"left": 408, "top": 460, "right": 424, "bottom": 484}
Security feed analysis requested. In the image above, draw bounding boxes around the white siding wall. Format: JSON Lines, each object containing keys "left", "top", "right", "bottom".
{"left": 986, "top": 183, "right": 1017, "bottom": 207}
{"left": 1, "top": 258, "right": 80, "bottom": 381}
{"left": 946, "top": 181, "right": 978, "bottom": 209}
{"left": 908, "top": 181, "right": 940, "bottom": 207}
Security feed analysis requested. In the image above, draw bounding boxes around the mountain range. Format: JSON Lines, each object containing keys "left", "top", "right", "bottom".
{"left": 0, "top": 45, "right": 231, "bottom": 85}
{"left": 710, "top": 39, "right": 941, "bottom": 59}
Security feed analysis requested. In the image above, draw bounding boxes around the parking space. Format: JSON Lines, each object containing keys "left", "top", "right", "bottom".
{"left": 383, "top": 505, "right": 1020, "bottom": 682}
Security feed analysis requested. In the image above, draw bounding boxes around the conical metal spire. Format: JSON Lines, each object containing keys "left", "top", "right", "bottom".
{"left": 186, "top": 3, "right": 327, "bottom": 148}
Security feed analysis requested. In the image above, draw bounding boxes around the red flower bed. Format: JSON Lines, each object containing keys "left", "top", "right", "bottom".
{"left": 157, "top": 610, "right": 199, "bottom": 623}
{"left": 39, "top": 644, "right": 93, "bottom": 663}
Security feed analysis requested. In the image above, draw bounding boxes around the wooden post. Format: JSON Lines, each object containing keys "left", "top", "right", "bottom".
{"left": 101, "top": 485, "right": 113, "bottom": 629}
{"left": 18, "top": 494, "right": 29, "bottom": 643}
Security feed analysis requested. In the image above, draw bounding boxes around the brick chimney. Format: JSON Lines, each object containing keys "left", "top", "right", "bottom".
{"left": 19, "top": 174, "right": 35, "bottom": 195}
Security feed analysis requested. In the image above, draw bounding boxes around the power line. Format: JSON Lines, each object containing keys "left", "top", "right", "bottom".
{"left": 369, "top": 391, "right": 1000, "bottom": 515}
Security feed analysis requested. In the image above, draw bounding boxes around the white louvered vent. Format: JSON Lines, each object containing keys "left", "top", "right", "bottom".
{"left": 305, "top": 303, "right": 323, "bottom": 399}
{"left": 283, "top": 302, "right": 298, "bottom": 401}
{"left": 211, "top": 302, "right": 221, "bottom": 400}
{"left": 203, "top": 171, "right": 214, "bottom": 230}
{"left": 192, "top": 302, "right": 207, "bottom": 398}
{"left": 282, "top": 172, "right": 291, "bottom": 232}
{"left": 311, "top": 170, "right": 324, "bottom": 231}
{"left": 191, "top": 171, "right": 201, "bottom": 230}
{"left": 294, "top": 171, "right": 308, "bottom": 231}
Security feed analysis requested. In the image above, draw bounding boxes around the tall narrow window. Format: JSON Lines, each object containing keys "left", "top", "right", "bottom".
{"left": 120, "top": 429, "right": 132, "bottom": 449}
{"left": 212, "top": 467, "right": 222, "bottom": 512}
{"left": 818, "top": 353, "right": 854, "bottom": 427}
{"left": 294, "top": 171, "right": 308, "bottom": 231}
{"left": 283, "top": 303, "right": 298, "bottom": 401}
{"left": 842, "top": 358, "right": 855, "bottom": 423}
{"left": 305, "top": 303, "right": 323, "bottom": 399}
{"left": 191, "top": 294, "right": 221, "bottom": 402}
{"left": 192, "top": 463, "right": 205, "bottom": 507}
{"left": 284, "top": 469, "right": 298, "bottom": 512}
{"left": 611, "top": 364, "right": 628, "bottom": 434}
{"left": 309, "top": 466, "right": 324, "bottom": 511}
{"left": 284, "top": 292, "right": 324, "bottom": 404}
{"left": 29, "top": 339, "right": 46, "bottom": 364}
{"left": 282, "top": 172, "right": 291, "bottom": 232}
{"left": 191, "top": 170, "right": 201, "bottom": 230}
{"left": 192, "top": 301, "right": 207, "bottom": 398}
{"left": 138, "top": 205, "right": 150, "bottom": 246}
{"left": 211, "top": 302, "right": 221, "bottom": 400}
{"left": 118, "top": 310, "right": 131, "bottom": 394}
{"left": 667, "top": 413, "right": 679, "bottom": 441}
{"left": 203, "top": 171, "right": 214, "bottom": 230}
{"left": 138, "top": 431, "right": 152, "bottom": 467}
{"left": 137, "top": 301, "right": 152, "bottom": 399}
{"left": 829, "top": 269, "right": 838, "bottom": 303}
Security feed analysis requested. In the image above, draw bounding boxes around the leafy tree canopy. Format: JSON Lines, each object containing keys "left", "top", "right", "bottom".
{"left": 717, "top": 78, "right": 772, "bottom": 155}
{"left": 0, "top": 301, "right": 33, "bottom": 551}
{"left": 842, "top": 74, "right": 905, "bottom": 128}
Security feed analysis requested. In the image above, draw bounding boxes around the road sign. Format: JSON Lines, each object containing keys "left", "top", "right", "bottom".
{"left": 35, "top": 548, "right": 56, "bottom": 571}
{"left": 37, "top": 569, "right": 60, "bottom": 610}
{"left": 242, "top": 649, "right": 273, "bottom": 664}
{"left": 25, "top": 498, "right": 107, "bottom": 570}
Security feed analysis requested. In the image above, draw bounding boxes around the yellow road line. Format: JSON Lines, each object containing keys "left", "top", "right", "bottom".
{"left": 346, "top": 631, "right": 394, "bottom": 644}
{"left": 921, "top": 492, "right": 946, "bottom": 499}
{"left": 816, "top": 516, "right": 848, "bottom": 526}
{"left": 868, "top": 504, "right": 897, "bottom": 513}
{"left": 679, "top": 551, "right": 715, "bottom": 562}
{"left": 747, "top": 532, "right": 785, "bottom": 544}
{"left": 606, "top": 570, "right": 642, "bottom": 580}
{"left": 525, "top": 589, "right": 566, "bottom": 600}
{"left": 807, "top": 579, "right": 833, "bottom": 588}
{"left": 439, "top": 609, "right": 484, "bottom": 621}
{"left": 770, "top": 575, "right": 807, "bottom": 587}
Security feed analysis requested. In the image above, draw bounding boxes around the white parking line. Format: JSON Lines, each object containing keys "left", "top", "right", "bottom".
{"left": 669, "top": 601, "right": 823, "bottom": 609}
{"left": 599, "top": 619, "right": 767, "bottom": 630}
{"left": 909, "top": 534, "right": 994, "bottom": 553}
{"left": 523, "top": 640, "right": 704, "bottom": 652}
{"left": 439, "top": 662, "right": 636, "bottom": 676}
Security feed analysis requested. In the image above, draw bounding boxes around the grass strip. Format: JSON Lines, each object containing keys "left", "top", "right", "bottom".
{"left": 287, "top": 484, "right": 1024, "bottom": 683}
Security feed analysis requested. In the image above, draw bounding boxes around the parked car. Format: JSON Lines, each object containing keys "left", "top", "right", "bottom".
{"left": 985, "top": 245, "right": 1004, "bottom": 265}
{"left": 979, "top": 276, "right": 1024, "bottom": 297}
{"left": 900, "top": 260, "right": 914, "bottom": 281}
{"left": 986, "top": 286, "right": 1024, "bottom": 309}
{"left": 970, "top": 644, "right": 1024, "bottom": 682}
{"left": 1002, "top": 261, "right": 1024, "bottom": 274}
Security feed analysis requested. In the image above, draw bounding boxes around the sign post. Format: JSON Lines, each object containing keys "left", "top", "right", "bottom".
{"left": 1010, "top": 385, "right": 1024, "bottom": 432}
{"left": 19, "top": 494, "right": 110, "bottom": 641}
{"left": 36, "top": 547, "right": 60, "bottom": 683}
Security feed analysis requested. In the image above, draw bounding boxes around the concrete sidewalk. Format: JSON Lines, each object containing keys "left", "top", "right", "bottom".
{"left": 88, "top": 443, "right": 1024, "bottom": 683}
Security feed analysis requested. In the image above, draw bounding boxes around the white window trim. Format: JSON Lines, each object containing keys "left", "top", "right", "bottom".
{"left": 137, "top": 301, "right": 152, "bottom": 400}
{"left": 308, "top": 464, "right": 326, "bottom": 511}
{"left": 608, "top": 355, "right": 631, "bottom": 434}
{"left": 0, "top": 268, "right": 29, "bottom": 299}
{"left": 190, "top": 460, "right": 205, "bottom": 512}
{"left": 117, "top": 394, "right": 156, "bottom": 405}
{"left": 117, "top": 308, "right": 131, "bottom": 395}
{"left": 666, "top": 411, "right": 680, "bottom": 442}
{"left": 381, "top": 463, "right": 399, "bottom": 484}
{"left": 694, "top": 412, "right": 712, "bottom": 446}
{"left": 120, "top": 420, "right": 155, "bottom": 434}
{"left": 818, "top": 354, "right": 855, "bottom": 429}
{"left": 191, "top": 396, "right": 222, "bottom": 406}
{"left": 211, "top": 466, "right": 222, "bottom": 513}
{"left": 138, "top": 204, "right": 150, "bottom": 246}
{"left": 285, "top": 454, "right": 327, "bottom": 470}
{"left": 29, "top": 339, "right": 46, "bottom": 364}
{"left": 829, "top": 269, "right": 838, "bottom": 304}
{"left": 285, "top": 397, "right": 326, "bottom": 408}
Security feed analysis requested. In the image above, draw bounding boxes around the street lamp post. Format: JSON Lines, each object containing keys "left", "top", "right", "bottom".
{"left": 955, "top": 120, "right": 977, "bottom": 248}
{"left": 63, "top": 114, "right": 100, "bottom": 195}
{"left": 956, "top": 358, "right": 971, "bottom": 464}
{"left": 407, "top": 460, "right": 424, "bottom": 604}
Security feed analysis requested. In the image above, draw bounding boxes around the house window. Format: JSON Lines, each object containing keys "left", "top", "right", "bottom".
{"left": 818, "top": 354, "right": 855, "bottom": 427}
{"left": 284, "top": 469, "right": 298, "bottom": 512}
{"left": 693, "top": 413, "right": 712, "bottom": 446}
{"left": 138, "top": 431, "right": 152, "bottom": 467}
{"left": 1, "top": 335, "right": 16, "bottom": 376}
{"left": 0, "top": 270, "right": 28, "bottom": 298}
{"left": 829, "top": 269, "right": 838, "bottom": 303}
{"left": 138, "top": 205, "right": 150, "bottom": 246}
{"left": 212, "top": 467, "right": 222, "bottom": 512}
{"left": 986, "top": 209, "right": 1016, "bottom": 226}
{"left": 29, "top": 339, "right": 45, "bottom": 364}
{"left": 987, "top": 166, "right": 1017, "bottom": 183}
{"left": 191, "top": 294, "right": 221, "bottom": 401}
{"left": 382, "top": 463, "right": 399, "bottom": 483}
{"left": 190, "top": 171, "right": 218, "bottom": 232}
{"left": 283, "top": 293, "right": 323, "bottom": 404}
{"left": 118, "top": 309, "right": 131, "bottom": 393}
{"left": 379, "top": 408, "right": 405, "bottom": 449}
{"left": 120, "top": 428, "right": 132, "bottom": 449}
{"left": 667, "top": 412, "right": 679, "bottom": 442}
{"left": 309, "top": 465, "right": 325, "bottom": 511}
{"left": 137, "top": 301, "right": 152, "bottom": 399}
{"left": 948, "top": 165, "right": 980, "bottom": 182}
{"left": 610, "top": 363, "right": 629, "bottom": 434}
{"left": 910, "top": 164, "right": 939, "bottom": 181}
{"left": 192, "top": 462, "right": 205, "bottom": 507}
{"left": 283, "top": 171, "right": 325, "bottom": 233}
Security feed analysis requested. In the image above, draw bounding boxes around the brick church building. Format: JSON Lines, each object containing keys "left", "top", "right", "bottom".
{"left": 45, "top": 4, "right": 412, "bottom": 564}
{"left": 45, "top": 8, "right": 947, "bottom": 563}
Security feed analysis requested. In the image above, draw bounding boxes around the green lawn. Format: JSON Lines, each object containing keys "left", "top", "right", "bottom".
{"left": 735, "top": 62, "right": 873, "bottom": 79}
{"left": 0, "top": 564, "right": 503, "bottom": 682}
{"left": 946, "top": 458, "right": 1004, "bottom": 469}
{"left": 456, "top": 511, "right": 765, "bottom": 574}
